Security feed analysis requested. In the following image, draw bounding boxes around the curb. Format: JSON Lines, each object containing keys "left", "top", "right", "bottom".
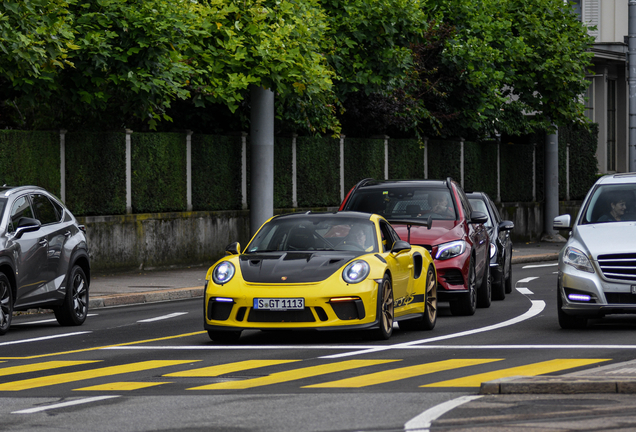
{"left": 480, "top": 376, "right": 636, "bottom": 395}
{"left": 511, "top": 253, "right": 559, "bottom": 265}
{"left": 89, "top": 286, "right": 204, "bottom": 309}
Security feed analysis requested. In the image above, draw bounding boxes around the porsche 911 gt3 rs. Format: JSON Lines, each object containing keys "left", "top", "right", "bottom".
{"left": 204, "top": 211, "right": 437, "bottom": 342}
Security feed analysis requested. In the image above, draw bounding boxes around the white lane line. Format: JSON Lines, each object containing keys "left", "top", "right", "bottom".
{"left": 522, "top": 263, "right": 558, "bottom": 269}
{"left": 404, "top": 395, "right": 482, "bottom": 432}
{"left": 319, "top": 300, "right": 546, "bottom": 359}
{"left": 14, "top": 314, "right": 98, "bottom": 325}
{"left": 137, "top": 312, "right": 188, "bottom": 323}
{"left": 12, "top": 396, "right": 120, "bottom": 414}
{"left": 102, "top": 343, "right": 636, "bottom": 351}
{"left": 516, "top": 287, "right": 533, "bottom": 295}
{"left": 517, "top": 276, "right": 539, "bottom": 283}
{"left": 0, "top": 332, "right": 92, "bottom": 347}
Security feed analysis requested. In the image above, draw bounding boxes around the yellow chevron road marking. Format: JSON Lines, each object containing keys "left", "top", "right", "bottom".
{"left": 164, "top": 359, "right": 300, "bottom": 377}
{"left": 305, "top": 358, "right": 503, "bottom": 388}
{"left": 0, "top": 361, "right": 100, "bottom": 377}
{"left": 75, "top": 382, "right": 170, "bottom": 391}
{"left": 423, "top": 359, "right": 611, "bottom": 388}
{"left": 0, "top": 360, "right": 199, "bottom": 391}
{"left": 189, "top": 359, "right": 399, "bottom": 390}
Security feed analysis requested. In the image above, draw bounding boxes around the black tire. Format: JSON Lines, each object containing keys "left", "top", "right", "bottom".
{"left": 504, "top": 251, "right": 513, "bottom": 294}
{"left": 0, "top": 274, "right": 13, "bottom": 336}
{"left": 449, "top": 256, "right": 477, "bottom": 316}
{"left": 399, "top": 264, "right": 437, "bottom": 331}
{"left": 492, "top": 266, "right": 506, "bottom": 301}
{"left": 374, "top": 274, "right": 394, "bottom": 340}
{"left": 557, "top": 288, "right": 587, "bottom": 329}
{"left": 208, "top": 330, "right": 242, "bottom": 343}
{"left": 54, "top": 265, "right": 89, "bottom": 326}
{"left": 477, "top": 262, "right": 491, "bottom": 308}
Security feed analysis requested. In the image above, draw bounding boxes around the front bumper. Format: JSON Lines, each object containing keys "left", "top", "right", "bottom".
{"left": 559, "top": 264, "right": 636, "bottom": 317}
{"left": 204, "top": 279, "right": 382, "bottom": 331}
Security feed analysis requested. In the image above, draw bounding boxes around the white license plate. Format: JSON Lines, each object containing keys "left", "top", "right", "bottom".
{"left": 254, "top": 298, "right": 305, "bottom": 310}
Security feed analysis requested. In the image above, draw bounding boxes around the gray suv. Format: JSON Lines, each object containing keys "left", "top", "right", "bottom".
{"left": 0, "top": 186, "right": 90, "bottom": 335}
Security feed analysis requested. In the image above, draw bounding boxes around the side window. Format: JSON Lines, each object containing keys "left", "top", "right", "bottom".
{"left": 9, "top": 196, "right": 35, "bottom": 233}
{"left": 488, "top": 197, "right": 501, "bottom": 224}
{"left": 379, "top": 221, "right": 395, "bottom": 252}
{"left": 31, "top": 194, "right": 60, "bottom": 225}
{"left": 456, "top": 187, "right": 473, "bottom": 220}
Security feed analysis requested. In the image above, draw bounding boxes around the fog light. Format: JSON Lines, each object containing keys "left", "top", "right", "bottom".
{"left": 214, "top": 297, "right": 234, "bottom": 302}
{"left": 568, "top": 293, "right": 591, "bottom": 302}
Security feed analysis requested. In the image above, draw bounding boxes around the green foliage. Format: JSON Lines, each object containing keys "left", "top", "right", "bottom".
{"left": 191, "top": 134, "right": 242, "bottom": 211}
{"left": 296, "top": 136, "right": 340, "bottom": 207}
{"left": 0, "top": 130, "right": 60, "bottom": 191}
{"left": 388, "top": 139, "right": 424, "bottom": 179}
{"left": 131, "top": 133, "right": 186, "bottom": 213}
{"left": 499, "top": 137, "right": 538, "bottom": 202}
{"left": 0, "top": 0, "right": 75, "bottom": 100}
{"left": 65, "top": 131, "right": 126, "bottom": 216}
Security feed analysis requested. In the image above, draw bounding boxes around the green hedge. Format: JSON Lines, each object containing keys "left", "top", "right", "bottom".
{"left": 297, "top": 136, "right": 340, "bottom": 207}
{"left": 559, "top": 123, "right": 599, "bottom": 200}
{"left": 0, "top": 130, "right": 60, "bottom": 194}
{"left": 344, "top": 138, "right": 385, "bottom": 193}
{"left": 65, "top": 131, "right": 127, "bottom": 216}
{"left": 388, "top": 139, "right": 424, "bottom": 179}
{"left": 427, "top": 139, "right": 462, "bottom": 181}
{"left": 131, "top": 133, "right": 187, "bottom": 213}
{"left": 0, "top": 124, "right": 600, "bottom": 217}
{"left": 192, "top": 134, "right": 242, "bottom": 211}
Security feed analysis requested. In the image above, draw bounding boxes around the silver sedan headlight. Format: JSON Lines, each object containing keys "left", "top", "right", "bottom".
{"left": 436, "top": 240, "right": 467, "bottom": 260}
{"left": 563, "top": 246, "right": 594, "bottom": 273}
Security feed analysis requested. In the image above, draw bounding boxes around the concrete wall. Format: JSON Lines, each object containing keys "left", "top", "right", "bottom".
{"left": 79, "top": 201, "right": 583, "bottom": 273}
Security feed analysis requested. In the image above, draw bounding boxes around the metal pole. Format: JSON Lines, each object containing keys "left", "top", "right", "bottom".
{"left": 250, "top": 85, "right": 275, "bottom": 236}
{"left": 630, "top": 0, "right": 636, "bottom": 171}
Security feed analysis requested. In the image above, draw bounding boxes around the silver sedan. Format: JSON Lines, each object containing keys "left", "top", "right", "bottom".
{"left": 553, "top": 173, "right": 636, "bottom": 329}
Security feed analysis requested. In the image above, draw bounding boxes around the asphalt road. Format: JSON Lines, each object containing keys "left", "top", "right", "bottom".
{"left": 2, "top": 261, "right": 636, "bottom": 431}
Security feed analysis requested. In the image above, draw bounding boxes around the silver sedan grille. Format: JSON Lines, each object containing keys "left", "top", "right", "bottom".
{"left": 598, "top": 253, "right": 636, "bottom": 282}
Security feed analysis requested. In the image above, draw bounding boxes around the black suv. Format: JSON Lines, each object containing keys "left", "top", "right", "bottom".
{"left": 0, "top": 186, "right": 91, "bottom": 335}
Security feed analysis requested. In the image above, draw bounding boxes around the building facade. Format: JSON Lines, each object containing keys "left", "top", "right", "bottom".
{"left": 574, "top": 0, "right": 629, "bottom": 173}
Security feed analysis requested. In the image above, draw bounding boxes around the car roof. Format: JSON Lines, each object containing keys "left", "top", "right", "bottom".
{"left": 356, "top": 179, "right": 451, "bottom": 189}
{"left": 273, "top": 211, "right": 374, "bottom": 221}
{"left": 0, "top": 185, "right": 46, "bottom": 198}
{"left": 596, "top": 173, "right": 636, "bottom": 185}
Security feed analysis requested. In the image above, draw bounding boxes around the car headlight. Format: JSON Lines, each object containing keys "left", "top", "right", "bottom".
{"left": 435, "top": 240, "right": 466, "bottom": 260}
{"left": 212, "top": 261, "right": 236, "bottom": 285}
{"left": 563, "top": 246, "right": 594, "bottom": 273}
{"left": 489, "top": 243, "right": 497, "bottom": 259}
{"left": 342, "top": 260, "right": 370, "bottom": 284}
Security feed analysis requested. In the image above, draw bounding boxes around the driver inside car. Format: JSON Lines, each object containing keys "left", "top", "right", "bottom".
{"left": 344, "top": 224, "right": 374, "bottom": 252}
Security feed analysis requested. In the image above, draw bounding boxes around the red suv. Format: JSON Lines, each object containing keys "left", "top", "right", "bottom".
{"left": 339, "top": 178, "right": 490, "bottom": 316}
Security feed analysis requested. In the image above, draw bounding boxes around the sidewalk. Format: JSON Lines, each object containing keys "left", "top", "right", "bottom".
{"left": 89, "top": 240, "right": 565, "bottom": 310}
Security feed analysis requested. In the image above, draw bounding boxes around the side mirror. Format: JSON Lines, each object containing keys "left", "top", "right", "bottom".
{"left": 14, "top": 217, "right": 41, "bottom": 239}
{"left": 553, "top": 214, "right": 571, "bottom": 230}
{"left": 391, "top": 240, "right": 411, "bottom": 255}
{"left": 498, "top": 220, "right": 514, "bottom": 231}
{"left": 225, "top": 242, "right": 241, "bottom": 255}
{"left": 470, "top": 211, "right": 488, "bottom": 224}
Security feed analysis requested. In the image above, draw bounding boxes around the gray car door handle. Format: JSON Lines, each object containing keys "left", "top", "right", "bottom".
{"left": 39, "top": 239, "right": 48, "bottom": 246}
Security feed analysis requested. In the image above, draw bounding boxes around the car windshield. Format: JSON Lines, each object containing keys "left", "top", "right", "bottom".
{"left": 468, "top": 198, "right": 493, "bottom": 228}
{"left": 581, "top": 184, "right": 636, "bottom": 224}
{"left": 245, "top": 216, "right": 379, "bottom": 253}
{"left": 0, "top": 199, "right": 5, "bottom": 220}
{"left": 346, "top": 187, "right": 457, "bottom": 221}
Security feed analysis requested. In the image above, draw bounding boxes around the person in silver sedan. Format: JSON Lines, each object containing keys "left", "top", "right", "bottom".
{"left": 597, "top": 190, "right": 628, "bottom": 222}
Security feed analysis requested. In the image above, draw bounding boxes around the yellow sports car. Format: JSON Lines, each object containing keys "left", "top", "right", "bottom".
{"left": 204, "top": 211, "right": 437, "bottom": 342}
